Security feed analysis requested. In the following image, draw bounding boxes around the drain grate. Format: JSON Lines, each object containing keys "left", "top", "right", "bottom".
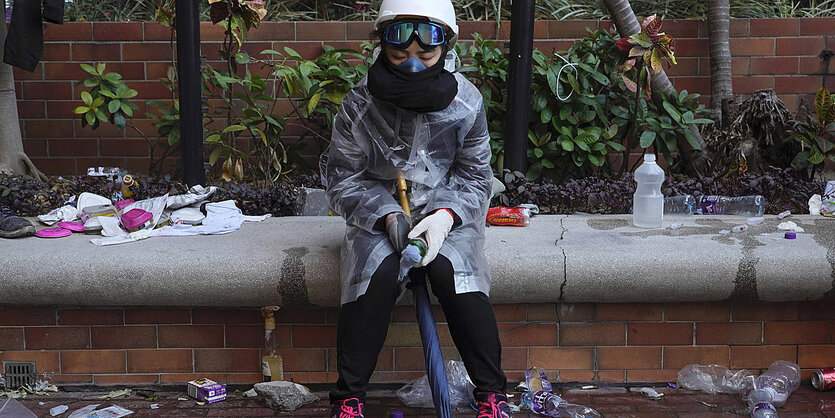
{"left": 3, "top": 361, "right": 36, "bottom": 388}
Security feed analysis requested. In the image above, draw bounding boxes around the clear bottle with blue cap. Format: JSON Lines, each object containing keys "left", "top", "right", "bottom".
{"left": 632, "top": 154, "right": 665, "bottom": 228}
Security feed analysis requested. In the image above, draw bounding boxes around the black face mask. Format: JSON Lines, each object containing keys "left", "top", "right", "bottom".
{"left": 366, "top": 47, "right": 458, "bottom": 113}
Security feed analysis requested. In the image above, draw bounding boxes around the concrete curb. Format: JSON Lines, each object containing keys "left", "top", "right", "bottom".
{"left": 1, "top": 215, "right": 832, "bottom": 306}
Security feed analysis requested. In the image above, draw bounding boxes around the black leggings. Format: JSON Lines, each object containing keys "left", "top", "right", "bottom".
{"left": 330, "top": 253, "right": 506, "bottom": 403}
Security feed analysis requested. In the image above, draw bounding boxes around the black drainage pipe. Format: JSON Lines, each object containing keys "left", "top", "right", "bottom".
{"left": 175, "top": 0, "right": 206, "bottom": 186}
{"left": 503, "top": 0, "right": 535, "bottom": 174}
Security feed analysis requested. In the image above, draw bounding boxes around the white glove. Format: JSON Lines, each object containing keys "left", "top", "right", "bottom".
{"left": 408, "top": 209, "right": 454, "bottom": 267}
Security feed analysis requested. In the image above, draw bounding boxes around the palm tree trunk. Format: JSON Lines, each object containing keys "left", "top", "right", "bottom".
{"left": 708, "top": 0, "right": 733, "bottom": 126}
{"left": 0, "top": 18, "right": 46, "bottom": 180}
{"left": 603, "top": 0, "right": 708, "bottom": 177}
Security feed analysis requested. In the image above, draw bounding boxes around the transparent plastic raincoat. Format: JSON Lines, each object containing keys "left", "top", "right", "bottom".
{"left": 320, "top": 51, "right": 493, "bottom": 304}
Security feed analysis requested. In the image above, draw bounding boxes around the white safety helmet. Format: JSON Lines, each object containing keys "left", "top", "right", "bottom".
{"left": 374, "top": 0, "right": 459, "bottom": 47}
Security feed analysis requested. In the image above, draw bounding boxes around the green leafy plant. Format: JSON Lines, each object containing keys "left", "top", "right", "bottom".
{"left": 73, "top": 63, "right": 181, "bottom": 176}
{"left": 269, "top": 43, "right": 372, "bottom": 162}
{"left": 457, "top": 34, "right": 508, "bottom": 172}
{"left": 789, "top": 87, "right": 835, "bottom": 173}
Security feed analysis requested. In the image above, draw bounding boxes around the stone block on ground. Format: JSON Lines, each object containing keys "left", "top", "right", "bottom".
{"left": 253, "top": 380, "right": 319, "bottom": 411}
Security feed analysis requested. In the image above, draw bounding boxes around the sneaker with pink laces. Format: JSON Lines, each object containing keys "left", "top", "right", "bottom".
{"left": 475, "top": 392, "right": 512, "bottom": 418}
{"left": 331, "top": 397, "right": 364, "bottom": 418}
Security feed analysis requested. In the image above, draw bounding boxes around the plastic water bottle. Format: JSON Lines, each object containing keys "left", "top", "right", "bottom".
{"left": 746, "top": 360, "right": 800, "bottom": 417}
{"left": 633, "top": 154, "right": 665, "bottom": 228}
{"left": 664, "top": 195, "right": 695, "bottom": 216}
{"left": 521, "top": 391, "right": 600, "bottom": 418}
{"left": 750, "top": 402, "right": 778, "bottom": 418}
{"left": 695, "top": 195, "right": 766, "bottom": 216}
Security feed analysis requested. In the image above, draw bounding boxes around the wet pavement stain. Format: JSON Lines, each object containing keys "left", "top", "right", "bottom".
{"left": 804, "top": 219, "right": 835, "bottom": 298}
{"left": 279, "top": 247, "right": 310, "bottom": 305}
{"left": 587, "top": 218, "right": 630, "bottom": 230}
{"left": 617, "top": 217, "right": 796, "bottom": 301}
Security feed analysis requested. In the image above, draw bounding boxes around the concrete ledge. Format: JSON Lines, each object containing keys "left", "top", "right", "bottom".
{"left": 1, "top": 215, "right": 833, "bottom": 307}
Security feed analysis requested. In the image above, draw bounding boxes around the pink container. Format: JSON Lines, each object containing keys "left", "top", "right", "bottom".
{"left": 36, "top": 227, "right": 72, "bottom": 238}
{"left": 57, "top": 221, "right": 85, "bottom": 232}
{"left": 114, "top": 199, "right": 135, "bottom": 211}
{"left": 121, "top": 208, "right": 153, "bottom": 231}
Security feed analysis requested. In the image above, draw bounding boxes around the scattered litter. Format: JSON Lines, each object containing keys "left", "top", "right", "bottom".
{"left": 518, "top": 203, "right": 540, "bottom": 215}
{"left": 87, "top": 404, "right": 133, "bottom": 417}
{"left": 810, "top": 194, "right": 823, "bottom": 215}
{"left": 486, "top": 206, "right": 531, "bottom": 227}
{"left": 668, "top": 382, "right": 677, "bottom": 388}
{"left": 777, "top": 221, "right": 804, "bottom": 233}
{"left": 38, "top": 205, "right": 79, "bottom": 226}
{"left": 67, "top": 404, "right": 100, "bottom": 418}
{"left": 785, "top": 232, "right": 797, "bottom": 239}
{"left": 134, "top": 389, "right": 157, "bottom": 401}
{"left": 676, "top": 364, "right": 753, "bottom": 395}
{"left": 700, "top": 401, "right": 718, "bottom": 408}
{"left": 777, "top": 211, "right": 791, "bottom": 219}
{"left": 515, "top": 381, "right": 529, "bottom": 392}
{"left": 746, "top": 217, "right": 764, "bottom": 225}
{"left": 177, "top": 398, "right": 187, "bottom": 401}
{"left": 731, "top": 224, "right": 748, "bottom": 233}
{"left": 639, "top": 387, "right": 663, "bottom": 400}
{"left": 49, "top": 405, "right": 68, "bottom": 416}
{"left": 242, "top": 388, "right": 258, "bottom": 397}
{"left": 581, "top": 385, "right": 598, "bottom": 390}
{"left": 38, "top": 402, "right": 44, "bottom": 406}
{"left": 525, "top": 367, "right": 553, "bottom": 393}
{"left": 718, "top": 230, "right": 730, "bottom": 234}
{"left": 99, "top": 389, "right": 131, "bottom": 399}
{"left": 812, "top": 368, "right": 835, "bottom": 391}
{"left": 822, "top": 181, "right": 835, "bottom": 216}
{"left": 0, "top": 397, "right": 37, "bottom": 417}
{"left": 670, "top": 222, "right": 683, "bottom": 230}
{"left": 521, "top": 390, "right": 601, "bottom": 417}
{"left": 397, "top": 360, "right": 474, "bottom": 409}
{"left": 508, "top": 402, "right": 522, "bottom": 413}
{"left": 150, "top": 404, "right": 159, "bottom": 410}
{"left": 188, "top": 378, "right": 226, "bottom": 404}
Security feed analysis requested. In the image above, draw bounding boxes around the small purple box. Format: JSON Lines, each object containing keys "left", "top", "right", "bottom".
{"left": 188, "top": 378, "right": 227, "bottom": 403}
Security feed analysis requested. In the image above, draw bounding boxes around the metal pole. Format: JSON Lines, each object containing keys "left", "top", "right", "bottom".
{"left": 504, "top": 0, "right": 535, "bottom": 173}
{"left": 175, "top": 0, "right": 206, "bottom": 186}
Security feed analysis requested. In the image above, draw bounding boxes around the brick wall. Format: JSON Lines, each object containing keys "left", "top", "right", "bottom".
{"left": 11, "top": 18, "right": 835, "bottom": 176}
{"left": 1, "top": 301, "right": 833, "bottom": 386}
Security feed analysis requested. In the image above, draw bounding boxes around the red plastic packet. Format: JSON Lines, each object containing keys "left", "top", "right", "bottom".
{"left": 486, "top": 206, "right": 530, "bottom": 227}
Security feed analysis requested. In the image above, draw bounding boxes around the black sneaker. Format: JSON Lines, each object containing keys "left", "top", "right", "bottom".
{"left": 330, "top": 397, "right": 364, "bottom": 418}
{"left": 475, "top": 392, "right": 512, "bottom": 418}
{"left": 0, "top": 203, "right": 35, "bottom": 238}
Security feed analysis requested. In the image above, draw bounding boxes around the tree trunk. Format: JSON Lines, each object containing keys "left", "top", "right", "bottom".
{"left": 0, "top": 17, "right": 46, "bottom": 180}
{"left": 603, "top": 0, "right": 709, "bottom": 177}
{"left": 707, "top": 0, "right": 732, "bottom": 125}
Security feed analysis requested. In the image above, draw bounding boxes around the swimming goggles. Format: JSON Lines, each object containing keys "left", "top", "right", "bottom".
{"left": 383, "top": 20, "right": 447, "bottom": 50}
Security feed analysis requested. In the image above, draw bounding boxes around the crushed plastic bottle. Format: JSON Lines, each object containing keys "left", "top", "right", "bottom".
{"left": 746, "top": 360, "right": 800, "bottom": 411}
{"left": 664, "top": 195, "right": 695, "bottom": 216}
{"left": 633, "top": 154, "right": 665, "bottom": 228}
{"left": 695, "top": 195, "right": 766, "bottom": 216}
{"left": 521, "top": 390, "right": 601, "bottom": 418}
{"left": 676, "top": 364, "right": 754, "bottom": 395}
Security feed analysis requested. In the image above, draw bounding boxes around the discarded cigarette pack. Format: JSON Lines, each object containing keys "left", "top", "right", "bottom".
{"left": 187, "top": 378, "right": 227, "bottom": 403}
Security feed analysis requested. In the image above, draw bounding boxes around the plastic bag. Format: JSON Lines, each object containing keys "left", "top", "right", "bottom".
{"left": 676, "top": 364, "right": 754, "bottom": 395}
{"left": 397, "top": 360, "right": 475, "bottom": 409}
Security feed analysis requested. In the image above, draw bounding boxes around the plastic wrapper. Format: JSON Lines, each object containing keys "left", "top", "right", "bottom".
{"left": 676, "top": 364, "right": 754, "bottom": 396}
{"left": 397, "top": 360, "right": 475, "bottom": 409}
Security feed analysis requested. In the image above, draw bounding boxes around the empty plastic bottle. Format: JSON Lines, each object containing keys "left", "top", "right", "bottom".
{"left": 633, "top": 154, "right": 666, "bottom": 228}
{"left": 695, "top": 195, "right": 766, "bottom": 217}
{"left": 746, "top": 360, "right": 801, "bottom": 418}
{"left": 664, "top": 195, "right": 695, "bottom": 216}
{"left": 521, "top": 390, "right": 601, "bottom": 418}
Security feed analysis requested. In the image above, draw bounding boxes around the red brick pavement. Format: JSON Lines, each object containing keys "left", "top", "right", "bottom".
{"left": 8, "top": 384, "right": 835, "bottom": 417}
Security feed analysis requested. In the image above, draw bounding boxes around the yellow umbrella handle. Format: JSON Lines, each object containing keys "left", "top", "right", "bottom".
{"left": 396, "top": 170, "right": 410, "bottom": 217}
